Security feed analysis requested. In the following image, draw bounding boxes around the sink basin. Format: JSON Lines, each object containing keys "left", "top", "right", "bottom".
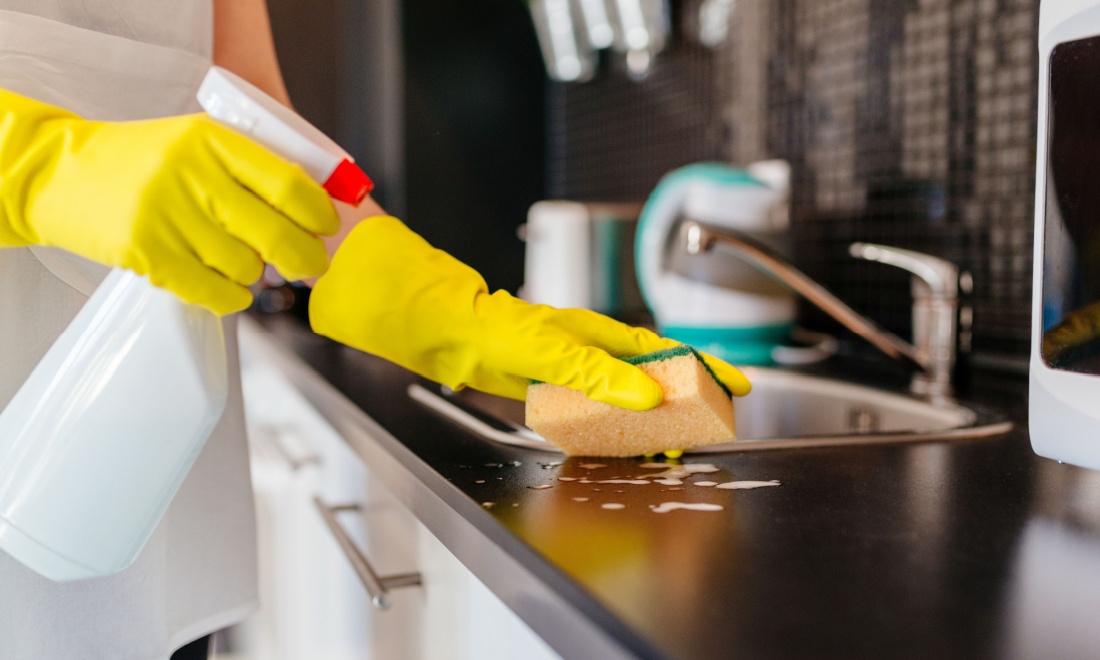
{"left": 408, "top": 367, "right": 1012, "bottom": 454}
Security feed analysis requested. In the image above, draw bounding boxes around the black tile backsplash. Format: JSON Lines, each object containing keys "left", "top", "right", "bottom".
{"left": 549, "top": 0, "right": 1039, "bottom": 360}
{"left": 547, "top": 0, "right": 730, "bottom": 200}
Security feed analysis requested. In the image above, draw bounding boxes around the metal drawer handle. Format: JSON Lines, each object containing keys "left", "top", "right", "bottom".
{"left": 272, "top": 424, "right": 322, "bottom": 471}
{"left": 313, "top": 497, "right": 422, "bottom": 610}
{"left": 254, "top": 423, "right": 321, "bottom": 471}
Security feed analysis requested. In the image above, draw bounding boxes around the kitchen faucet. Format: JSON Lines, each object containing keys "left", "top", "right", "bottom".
{"left": 680, "top": 220, "right": 972, "bottom": 401}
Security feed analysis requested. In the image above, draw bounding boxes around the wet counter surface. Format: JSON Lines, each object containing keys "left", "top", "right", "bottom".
{"left": 250, "top": 315, "right": 1100, "bottom": 660}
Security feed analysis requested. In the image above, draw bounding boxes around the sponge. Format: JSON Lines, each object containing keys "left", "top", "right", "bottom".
{"left": 524, "top": 346, "right": 737, "bottom": 457}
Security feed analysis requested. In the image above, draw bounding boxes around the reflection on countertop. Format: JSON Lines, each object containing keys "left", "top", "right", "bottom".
{"left": 245, "top": 313, "right": 1099, "bottom": 660}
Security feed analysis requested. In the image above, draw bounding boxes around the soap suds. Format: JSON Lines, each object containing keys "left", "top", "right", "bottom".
{"left": 650, "top": 502, "right": 725, "bottom": 513}
{"left": 637, "top": 463, "right": 720, "bottom": 480}
{"left": 715, "top": 480, "right": 781, "bottom": 490}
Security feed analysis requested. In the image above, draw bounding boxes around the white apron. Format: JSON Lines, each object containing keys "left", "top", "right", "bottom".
{"left": 0, "top": 4, "right": 258, "bottom": 659}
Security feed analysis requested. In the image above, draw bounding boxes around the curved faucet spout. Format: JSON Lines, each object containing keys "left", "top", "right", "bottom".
{"left": 680, "top": 220, "right": 944, "bottom": 388}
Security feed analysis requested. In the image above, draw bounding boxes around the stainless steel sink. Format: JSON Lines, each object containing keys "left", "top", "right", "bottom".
{"left": 408, "top": 367, "right": 1013, "bottom": 454}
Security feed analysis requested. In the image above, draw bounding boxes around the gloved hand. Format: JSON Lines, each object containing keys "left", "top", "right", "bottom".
{"left": 309, "top": 216, "right": 751, "bottom": 411}
{"left": 0, "top": 89, "right": 339, "bottom": 315}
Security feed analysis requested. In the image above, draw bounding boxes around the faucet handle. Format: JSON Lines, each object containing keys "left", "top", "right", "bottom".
{"left": 849, "top": 243, "right": 961, "bottom": 299}
{"left": 849, "top": 243, "right": 971, "bottom": 400}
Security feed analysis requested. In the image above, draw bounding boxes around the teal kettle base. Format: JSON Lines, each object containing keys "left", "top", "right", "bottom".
{"left": 662, "top": 324, "right": 792, "bottom": 365}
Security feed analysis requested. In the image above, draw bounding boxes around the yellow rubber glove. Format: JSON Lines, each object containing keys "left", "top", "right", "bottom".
{"left": 0, "top": 89, "right": 340, "bottom": 315}
{"left": 310, "top": 216, "right": 751, "bottom": 411}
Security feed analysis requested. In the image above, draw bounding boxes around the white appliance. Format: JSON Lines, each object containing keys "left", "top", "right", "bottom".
{"left": 1030, "top": 0, "right": 1100, "bottom": 469}
{"left": 0, "top": 67, "right": 371, "bottom": 581}
{"left": 521, "top": 201, "right": 644, "bottom": 317}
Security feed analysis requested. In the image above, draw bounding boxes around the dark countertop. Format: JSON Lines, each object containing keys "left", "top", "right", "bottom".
{"left": 249, "top": 314, "right": 1100, "bottom": 660}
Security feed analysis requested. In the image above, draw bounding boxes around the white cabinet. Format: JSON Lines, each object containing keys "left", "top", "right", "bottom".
{"left": 410, "top": 524, "right": 561, "bottom": 660}
{"left": 232, "top": 331, "right": 560, "bottom": 660}
{"left": 235, "top": 350, "right": 378, "bottom": 660}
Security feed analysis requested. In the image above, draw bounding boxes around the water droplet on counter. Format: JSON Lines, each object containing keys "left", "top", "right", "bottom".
{"left": 512, "top": 461, "right": 522, "bottom": 467}
{"left": 650, "top": 502, "right": 724, "bottom": 513}
{"left": 684, "top": 463, "right": 720, "bottom": 474}
{"left": 485, "top": 463, "right": 503, "bottom": 468}
{"left": 579, "top": 463, "right": 607, "bottom": 470}
{"left": 578, "top": 479, "right": 593, "bottom": 484}
{"left": 540, "top": 461, "right": 565, "bottom": 469}
{"left": 715, "top": 480, "right": 781, "bottom": 490}
{"left": 601, "top": 503, "right": 625, "bottom": 510}
{"left": 482, "top": 502, "right": 495, "bottom": 508}
{"left": 597, "top": 479, "right": 650, "bottom": 485}
{"left": 637, "top": 463, "right": 720, "bottom": 480}
{"left": 655, "top": 478, "right": 683, "bottom": 486}
{"left": 558, "top": 477, "right": 578, "bottom": 482}
{"left": 512, "top": 503, "right": 519, "bottom": 507}
{"left": 574, "top": 497, "right": 589, "bottom": 502}
{"left": 475, "top": 480, "right": 486, "bottom": 484}
{"left": 529, "top": 484, "right": 554, "bottom": 490}
{"left": 694, "top": 481, "right": 717, "bottom": 487}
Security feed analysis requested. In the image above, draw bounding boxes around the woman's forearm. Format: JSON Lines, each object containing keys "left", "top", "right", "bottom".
{"left": 213, "top": 0, "right": 291, "bottom": 105}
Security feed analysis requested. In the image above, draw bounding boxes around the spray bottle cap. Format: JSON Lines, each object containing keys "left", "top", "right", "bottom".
{"left": 197, "top": 66, "right": 373, "bottom": 205}
{"left": 323, "top": 158, "right": 373, "bottom": 206}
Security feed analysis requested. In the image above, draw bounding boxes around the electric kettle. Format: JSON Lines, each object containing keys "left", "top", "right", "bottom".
{"left": 636, "top": 161, "right": 830, "bottom": 364}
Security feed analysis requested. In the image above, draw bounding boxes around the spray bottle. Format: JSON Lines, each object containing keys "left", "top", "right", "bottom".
{"left": 0, "top": 66, "right": 371, "bottom": 581}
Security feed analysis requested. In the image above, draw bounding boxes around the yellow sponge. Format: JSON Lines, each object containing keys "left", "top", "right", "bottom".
{"left": 524, "top": 346, "right": 736, "bottom": 457}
